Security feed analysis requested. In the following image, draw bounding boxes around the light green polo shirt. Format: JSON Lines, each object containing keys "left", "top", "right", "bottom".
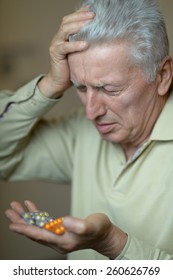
{"left": 0, "top": 77, "right": 173, "bottom": 260}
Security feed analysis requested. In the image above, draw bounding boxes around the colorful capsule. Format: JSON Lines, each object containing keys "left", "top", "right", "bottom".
{"left": 21, "top": 211, "right": 65, "bottom": 234}
{"left": 43, "top": 217, "right": 65, "bottom": 235}
{"left": 21, "top": 211, "right": 55, "bottom": 227}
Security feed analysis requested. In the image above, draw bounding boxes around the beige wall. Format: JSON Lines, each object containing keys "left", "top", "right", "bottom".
{"left": 158, "top": 0, "right": 173, "bottom": 55}
{"left": 0, "top": 0, "right": 173, "bottom": 260}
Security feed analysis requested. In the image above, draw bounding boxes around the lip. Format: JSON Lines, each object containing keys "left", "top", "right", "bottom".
{"left": 95, "top": 122, "right": 115, "bottom": 134}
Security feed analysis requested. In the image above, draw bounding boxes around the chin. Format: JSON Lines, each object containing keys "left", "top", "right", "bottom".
{"left": 100, "top": 133, "right": 124, "bottom": 144}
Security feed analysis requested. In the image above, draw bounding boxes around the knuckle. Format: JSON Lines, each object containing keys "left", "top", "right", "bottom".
{"left": 49, "top": 44, "right": 56, "bottom": 56}
{"left": 59, "top": 23, "right": 68, "bottom": 37}
{"left": 49, "top": 41, "right": 62, "bottom": 52}
{"left": 59, "top": 24, "right": 65, "bottom": 33}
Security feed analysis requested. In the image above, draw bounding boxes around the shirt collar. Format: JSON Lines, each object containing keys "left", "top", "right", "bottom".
{"left": 150, "top": 91, "right": 173, "bottom": 141}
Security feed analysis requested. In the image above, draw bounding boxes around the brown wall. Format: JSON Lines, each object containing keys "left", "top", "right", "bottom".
{"left": 0, "top": 0, "right": 172, "bottom": 260}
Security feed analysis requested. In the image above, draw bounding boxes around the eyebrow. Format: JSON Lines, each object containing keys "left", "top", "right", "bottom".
{"left": 71, "top": 80, "right": 121, "bottom": 89}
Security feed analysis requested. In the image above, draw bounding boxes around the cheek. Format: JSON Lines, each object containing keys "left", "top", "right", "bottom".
{"left": 111, "top": 86, "right": 148, "bottom": 114}
{"left": 107, "top": 95, "right": 132, "bottom": 117}
{"left": 107, "top": 94, "right": 142, "bottom": 128}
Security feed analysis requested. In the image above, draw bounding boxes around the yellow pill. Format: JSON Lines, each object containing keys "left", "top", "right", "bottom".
{"left": 39, "top": 222, "right": 45, "bottom": 227}
{"left": 44, "top": 212, "right": 49, "bottom": 217}
{"left": 36, "top": 216, "right": 41, "bottom": 220}
{"left": 25, "top": 213, "right": 31, "bottom": 218}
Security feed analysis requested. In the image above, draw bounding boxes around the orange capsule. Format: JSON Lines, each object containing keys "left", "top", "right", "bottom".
{"left": 43, "top": 217, "right": 65, "bottom": 235}
{"left": 60, "top": 226, "right": 65, "bottom": 233}
{"left": 55, "top": 228, "right": 61, "bottom": 234}
{"left": 44, "top": 224, "right": 50, "bottom": 229}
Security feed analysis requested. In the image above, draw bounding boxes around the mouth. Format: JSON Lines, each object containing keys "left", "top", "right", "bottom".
{"left": 95, "top": 122, "right": 116, "bottom": 134}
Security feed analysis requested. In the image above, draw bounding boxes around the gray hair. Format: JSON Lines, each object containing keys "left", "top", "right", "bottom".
{"left": 69, "top": 0, "right": 169, "bottom": 83}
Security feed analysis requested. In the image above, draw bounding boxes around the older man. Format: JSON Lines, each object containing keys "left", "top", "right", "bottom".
{"left": 1, "top": 0, "right": 173, "bottom": 259}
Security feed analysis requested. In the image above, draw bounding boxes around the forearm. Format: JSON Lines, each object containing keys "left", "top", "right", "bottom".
{"left": 92, "top": 224, "right": 128, "bottom": 260}
{"left": 92, "top": 220, "right": 173, "bottom": 260}
{"left": 98, "top": 230, "right": 173, "bottom": 260}
{"left": 38, "top": 74, "right": 65, "bottom": 99}
{"left": 0, "top": 76, "right": 58, "bottom": 179}
{"left": 115, "top": 234, "right": 173, "bottom": 260}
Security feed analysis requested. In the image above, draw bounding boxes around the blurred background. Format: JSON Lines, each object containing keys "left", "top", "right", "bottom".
{"left": 0, "top": 0, "right": 173, "bottom": 259}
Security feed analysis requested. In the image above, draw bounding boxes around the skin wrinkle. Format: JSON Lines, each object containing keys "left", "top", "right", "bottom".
{"left": 68, "top": 43, "right": 167, "bottom": 160}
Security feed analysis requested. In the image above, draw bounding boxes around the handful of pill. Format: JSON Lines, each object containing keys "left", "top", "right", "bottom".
{"left": 22, "top": 211, "right": 65, "bottom": 235}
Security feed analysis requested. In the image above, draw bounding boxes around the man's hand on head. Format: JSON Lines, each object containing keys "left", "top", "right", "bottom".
{"left": 38, "top": 7, "right": 95, "bottom": 99}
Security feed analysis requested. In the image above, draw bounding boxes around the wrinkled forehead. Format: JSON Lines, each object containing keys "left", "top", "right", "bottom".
{"left": 68, "top": 42, "right": 138, "bottom": 86}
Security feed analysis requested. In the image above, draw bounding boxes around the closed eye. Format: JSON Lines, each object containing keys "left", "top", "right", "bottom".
{"left": 101, "top": 87, "right": 122, "bottom": 96}
{"left": 76, "top": 85, "right": 87, "bottom": 93}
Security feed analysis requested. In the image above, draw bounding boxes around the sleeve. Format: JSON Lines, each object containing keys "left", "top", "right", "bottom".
{"left": 115, "top": 234, "right": 173, "bottom": 260}
{"left": 0, "top": 76, "right": 79, "bottom": 182}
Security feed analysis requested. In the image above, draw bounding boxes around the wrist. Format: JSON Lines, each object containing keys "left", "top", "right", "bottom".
{"left": 38, "top": 74, "right": 64, "bottom": 99}
{"left": 107, "top": 226, "right": 128, "bottom": 259}
{"left": 94, "top": 224, "right": 128, "bottom": 259}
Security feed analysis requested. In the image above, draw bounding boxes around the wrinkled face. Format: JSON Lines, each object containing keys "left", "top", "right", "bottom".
{"left": 68, "top": 43, "right": 159, "bottom": 146}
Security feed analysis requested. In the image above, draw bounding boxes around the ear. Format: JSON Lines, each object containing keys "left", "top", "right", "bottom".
{"left": 157, "top": 56, "right": 173, "bottom": 96}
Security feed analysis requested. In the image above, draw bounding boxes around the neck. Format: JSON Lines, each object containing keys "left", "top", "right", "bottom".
{"left": 122, "top": 138, "right": 149, "bottom": 161}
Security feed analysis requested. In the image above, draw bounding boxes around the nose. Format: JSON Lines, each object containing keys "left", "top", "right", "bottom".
{"left": 85, "top": 89, "right": 106, "bottom": 121}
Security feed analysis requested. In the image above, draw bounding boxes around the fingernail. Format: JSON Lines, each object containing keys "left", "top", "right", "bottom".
{"left": 86, "top": 11, "right": 95, "bottom": 17}
{"left": 5, "top": 210, "right": 10, "bottom": 219}
{"left": 24, "top": 200, "right": 29, "bottom": 207}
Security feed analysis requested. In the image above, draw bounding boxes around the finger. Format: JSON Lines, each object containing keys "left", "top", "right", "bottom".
{"left": 63, "top": 216, "right": 87, "bottom": 235}
{"left": 6, "top": 200, "right": 39, "bottom": 221}
{"left": 56, "top": 10, "right": 95, "bottom": 41}
{"left": 10, "top": 201, "right": 26, "bottom": 214}
{"left": 51, "top": 41, "right": 88, "bottom": 60}
{"left": 63, "top": 214, "right": 110, "bottom": 236}
{"left": 9, "top": 222, "right": 60, "bottom": 244}
{"left": 5, "top": 208, "right": 26, "bottom": 224}
{"left": 62, "top": 10, "right": 94, "bottom": 25}
{"left": 24, "top": 200, "right": 39, "bottom": 212}
{"left": 56, "top": 19, "right": 93, "bottom": 41}
{"left": 78, "top": 5, "right": 91, "bottom": 12}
